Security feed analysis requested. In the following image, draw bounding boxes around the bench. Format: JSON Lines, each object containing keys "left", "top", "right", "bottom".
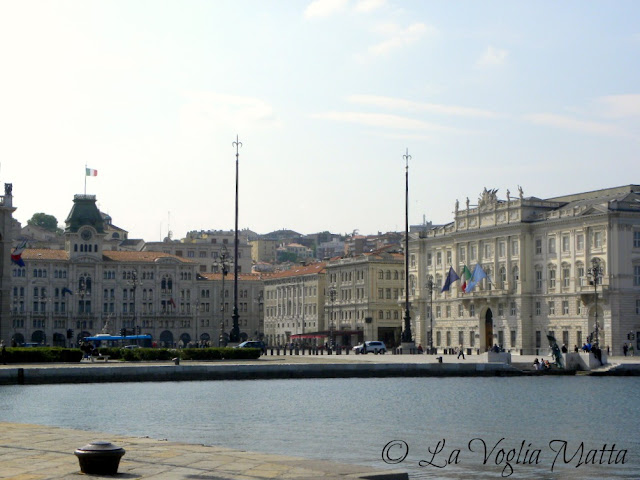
{"left": 90, "top": 355, "right": 110, "bottom": 363}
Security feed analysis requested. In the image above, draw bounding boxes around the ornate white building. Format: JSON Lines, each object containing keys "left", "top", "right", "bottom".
{"left": 409, "top": 185, "right": 640, "bottom": 356}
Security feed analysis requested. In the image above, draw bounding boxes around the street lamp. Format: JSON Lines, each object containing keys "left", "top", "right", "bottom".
{"left": 329, "top": 287, "right": 337, "bottom": 348}
{"left": 426, "top": 274, "right": 434, "bottom": 354}
{"left": 127, "top": 269, "right": 142, "bottom": 345}
{"left": 214, "top": 245, "right": 231, "bottom": 346}
{"left": 587, "top": 258, "right": 604, "bottom": 346}
{"left": 76, "top": 276, "right": 87, "bottom": 334}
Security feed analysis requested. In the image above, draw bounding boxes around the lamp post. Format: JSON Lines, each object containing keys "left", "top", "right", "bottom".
{"left": 127, "top": 269, "right": 142, "bottom": 345}
{"left": 329, "top": 287, "right": 337, "bottom": 348}
{"left": 76, "top": 276, "right": 87, "bottom": 335}
{"left": 230, "top": 135, "right": 242, "bottom": 343}
{"left": 587, "top": 258, "right": 603, "bottom": 346}
{"left": 401, "top": 148, "right": 413, "bottom": 345}
{"left": 426, "top": 274, "right": 434, "bottom": 354}
{"left": 215, "top": 245, "right": 231, "bottom": 346}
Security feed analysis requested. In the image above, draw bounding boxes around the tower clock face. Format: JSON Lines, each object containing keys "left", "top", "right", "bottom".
{"left": 80, "top": 229, "right": 93, "bottom": 241}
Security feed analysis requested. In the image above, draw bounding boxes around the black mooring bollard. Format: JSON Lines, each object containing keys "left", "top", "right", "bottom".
{"left": 75, "top": 442, "right": 125, "bottom": 475}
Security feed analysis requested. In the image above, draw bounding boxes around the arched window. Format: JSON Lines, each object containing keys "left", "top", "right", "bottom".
{"left": 512, "top": 265, "right": 519, "bottom": 283}
{"left": 499, "top": 266, "right": 507, "bottom": 288}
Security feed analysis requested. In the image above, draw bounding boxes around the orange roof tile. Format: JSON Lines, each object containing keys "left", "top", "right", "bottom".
{"left": 264, "top": 262, "right": 326, "bottom": 280}
{"left": 20, "top": 249, "right": 194, "bottom": 264}
{"left": 22, "top": 249, "right": 69, "bottom": 261}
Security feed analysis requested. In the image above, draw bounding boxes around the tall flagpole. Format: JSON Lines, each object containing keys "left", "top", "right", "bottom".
{"left": 402, "top": 148, "right": 413, "bottom": 345}
{"left": 230, "top": 135, "right": 242, "bottom": 343}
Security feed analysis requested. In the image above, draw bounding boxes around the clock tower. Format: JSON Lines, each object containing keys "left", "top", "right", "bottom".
{"left": 64, "top": 194, "right": 106, "bottom": 261}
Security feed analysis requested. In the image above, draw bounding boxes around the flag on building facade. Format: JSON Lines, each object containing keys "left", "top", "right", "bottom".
{"left": 62, "top": 287, "right": 73, "bottom": 296}
{"left": 460, "top": 265, "right": 472, "bottom": 292}
{"left": 441, "top": 266, "right": 460, "bottom": 292}
{"left": 169, "top": 298, "right": 176, "bottom": 308}
{"left": 464, "top": 263, "right": 487, "bottom": 293}
{"left": 10, "top": 240, "right": 26, "bottom": 267}
{"left": 86, "top": 168, "right": 98, "bottom": 177}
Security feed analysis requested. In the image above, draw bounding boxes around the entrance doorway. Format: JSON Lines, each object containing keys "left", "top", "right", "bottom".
{"left": 485, "top": 309, "right": 493, "bottom": 351}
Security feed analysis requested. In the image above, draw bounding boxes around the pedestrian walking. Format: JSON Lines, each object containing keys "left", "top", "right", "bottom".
{"left": 623, "top": 343, "right": 628, "bottom": 356}
{"left": 457, "top": 344, "right": 465, "bottom": 360}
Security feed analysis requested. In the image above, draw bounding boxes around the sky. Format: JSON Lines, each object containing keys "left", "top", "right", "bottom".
{"left": 0, "top": 1, "right": 639, "bottom": 242}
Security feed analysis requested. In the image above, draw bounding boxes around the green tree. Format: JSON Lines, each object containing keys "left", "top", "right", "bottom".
{"left": 27, "top": 213, "right": 60, "bottom": 232}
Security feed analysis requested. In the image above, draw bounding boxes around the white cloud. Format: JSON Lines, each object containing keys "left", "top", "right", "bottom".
{"left": 311, "top": 111, "right": 460, "bottom": 132}
{"left": 347, "top": 94, "right": 504, "bottom": 119}
{"left": 523, "top": 113, "right": 627, "bottom": 137}
{"left": 597, "top": 94, "right": 640, "bottom": 118}
{"left": 304, "top": 0, "right": 349, "bottom": 19}
{"left": 179, "top": 92, "right": 281, "bottom": 134}
{"left": 477, "top": 46, "right": 508, "bottom": 66}
{"left": 354, "top": 0, "right": 386, "bottom": 13}
{"left": 368, "top": 22, "right": 434, "bottom": 57}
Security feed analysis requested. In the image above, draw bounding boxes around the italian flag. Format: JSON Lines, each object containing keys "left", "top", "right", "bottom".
{"left": 460, "top": 265, "right": 472, "bottom": 293}
{"left": 86, "top": 168, "right": 98, "bottom": 177}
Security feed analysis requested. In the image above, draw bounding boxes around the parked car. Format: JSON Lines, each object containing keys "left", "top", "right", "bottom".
{"left": 234, "top": 341, "right": 266, "bottom": 353}
{"left": 352, "top": 341, "right": 387, "bottom": 354}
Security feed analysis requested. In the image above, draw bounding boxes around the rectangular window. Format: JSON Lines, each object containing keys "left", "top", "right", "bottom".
{"left": 535, "top": 301, "right": 541, "bottom": 316}
{"left": 634, "top": 266, "right": 640, "bottom": 286}
{"left": 458, "top": 304, "right": 464, "bottom": 317}
{"left": 535, "top": 238, "right": 542, "bottom": 255}
{"left": 470, "top": 331, "right": 475, "bottom": 347}
{"left": 548, "top": 237, "right": 556, "bottom": 254}
{"left": 436, "top": 331, "right": 441, "bottom": 346}
{"left": 562, "top": 235, "right": 570, "bottom": 252}
{"left": 578, "top": 266, "right": 585, "bottom": 286}
{"left": 436, "top": 306, "right": 441, "bottom": 318}
{"left": 484, "top": 244, "right": 491, "bottom": 259}
{"left": 498, "top": 330, "right": 504, "bottom": 347}
{"left": 470, "top": 304, "right": 475, "bottom": 317}
{"left": 549, "top": 301, "right": 555, "bottom": 315}
{"left": 637, "top": 299, "right": 640, "bottom": 315}
{"left": 549, "top": 270, "right": 556, "bottom": 289}
{"left": 446, "top": 251, "right": 452, "bottom": 265}
{"left": 436, "top": 252, "right": 442, "bottom": 266}
{"left": 510, "top": 301, "right": 516, "bottom": 316}
{"left": 446, "top": 306, "right": 451, "bottom": 318}
{"left": 410, "top": 254, "right": 416, "bottom": 268}
{"left": 510, "top": 330, "right": 516, "bottom": 347}
{"left": 511, "top": 239, "right": 519, "bottom": 256}
{"left": 499, "top": 242, "right": 506, "bottom": 257}
{"left": 470, "top": 245, "right": 477, "bottom": 260}
{"left": 634, "top": 231, "right": 640, "bottom": 248}
{"left": 446, "top": 331, "right": 451, "bottom": 347}
{"left": 577, "top": 331, "right": 582, "bottom": 347}
{"left": 563, "top": 267, "right": 570, "bottom": 287}
{"left": 594, "top": 231, "right": 603, "bottom": 248}
{"left": 577, "top": 300, "right": 582, "bottom": 315}
{"left": 536, "top": 270, "right": 543, "bottom": 290}
{"left": 458, "top": 331, "right": 464, "bottom": 347}
{"left": 563, "top": 331, "right": 569, "bottom": 347}
{"left": 536, "top": 331, "right": 541, "bottom": 349}
{"left": 459, "top": 247, "right": 466, "bottom": 262}
{"left": 576, "top": 234, "right": 585, "bottom": 251}
{"left": 427, "top": 253, "right": 432, "bottom": 267}
{"left": 562, "top": 300, "right": 569, "bottom": 315}
{"left": 498, "top": 303, "right": 504, "bottom": 316}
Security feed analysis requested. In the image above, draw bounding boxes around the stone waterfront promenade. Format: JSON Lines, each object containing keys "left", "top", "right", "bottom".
{"left": 0, "top": 422, "right": 408, "bottom": 480}
{"left": 0, "top": 351, "right": 639, "bottom": 385}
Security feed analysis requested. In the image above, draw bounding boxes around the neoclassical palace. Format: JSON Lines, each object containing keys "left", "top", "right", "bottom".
{"left": 408, "top": 185, "right": 640, "bottom": 356}
{"left": 2, "top": 194, "right": 264, "bottom": 347}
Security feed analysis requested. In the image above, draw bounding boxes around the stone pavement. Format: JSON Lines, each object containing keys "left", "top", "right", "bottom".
{"left": 0, "top": 422, "right": 407, "bottom": 480}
